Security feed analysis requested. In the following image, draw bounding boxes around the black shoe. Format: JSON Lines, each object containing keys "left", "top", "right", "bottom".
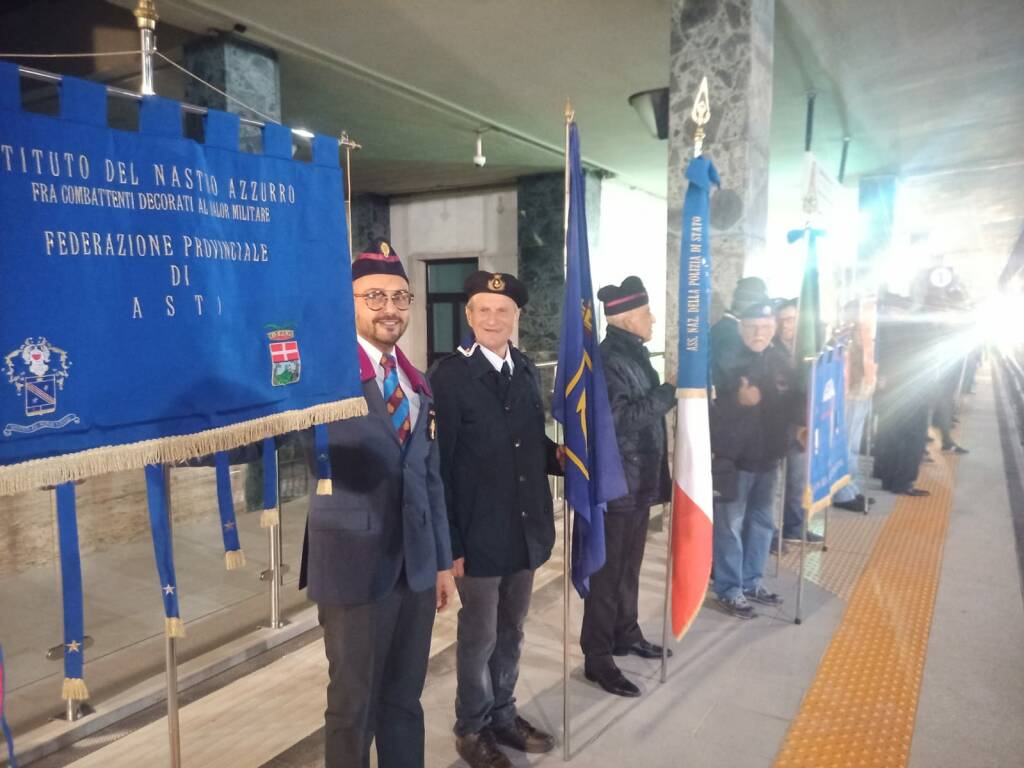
{"left": 833, "top": 496, "right": 866, "bottom": 512}
{"left": 744, "top": 586, "right": 784, "bottom": 606}
{"left": 455, "top": 729, "right": 512, "bottom": 768}
{"left": 943, "top": 443, "right": 969, "bottom": 454}
{"left": 613, "top": 639, "right": 672, "bottom": 659}
{"left": 584, "top": 666, "right": 642, "bottom": 697}
{"left": 491, "top": 716, "right": 555, "bottom": 754}
{"left": 897, "top": 487, "right": 930, "bottom": 497}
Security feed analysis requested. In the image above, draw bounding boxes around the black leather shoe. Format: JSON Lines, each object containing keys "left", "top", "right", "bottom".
{"left": 613, "top": 639, "right": 672, "bottom": 659}
{"left": 455, "top": 729, "right": 512, "bottom": 768}
{"left": 584, "top": 667, "right": 641, "bottom": 697}
{"left": 491, "top": 715, "right": 555, "bottom": 754}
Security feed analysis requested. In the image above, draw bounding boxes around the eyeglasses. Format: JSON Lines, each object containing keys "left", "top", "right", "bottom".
{"left": 354, "top": 290, "right": 414, "bottom": 311}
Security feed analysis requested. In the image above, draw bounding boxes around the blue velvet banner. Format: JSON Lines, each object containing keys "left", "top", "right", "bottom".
{"left": 0, "top": 65, "right": 365, "bottom": 495}
{"left": 805, "top": 348, "right": 851, "bottom": 514}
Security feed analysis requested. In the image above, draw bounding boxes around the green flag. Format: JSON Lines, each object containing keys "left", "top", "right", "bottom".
{"left": 791, "top": 227, "right": 826, "bottom": 384}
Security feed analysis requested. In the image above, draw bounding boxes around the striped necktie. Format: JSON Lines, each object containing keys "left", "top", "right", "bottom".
{"left": 380, "top": 354, "right": 412, "bottom": 444}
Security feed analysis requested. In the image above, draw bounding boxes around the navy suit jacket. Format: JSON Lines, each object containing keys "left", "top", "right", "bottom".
{"left": 299, "top": 345, "right": 453, "bottom": 605}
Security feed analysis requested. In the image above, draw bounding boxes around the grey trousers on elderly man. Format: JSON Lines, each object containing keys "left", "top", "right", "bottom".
{"left": 454, "top": 568, "right": 535, "bottom": 736}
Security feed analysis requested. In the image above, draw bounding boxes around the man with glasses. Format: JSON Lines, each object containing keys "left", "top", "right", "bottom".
{"left": 307, "top": 239, "right": 457, "bottom": 768}
{"left": 709, "top": 298, "right": 795, "bottom": 618}
{"left": 430, "top": 271, "right": 564, "bottom": 768}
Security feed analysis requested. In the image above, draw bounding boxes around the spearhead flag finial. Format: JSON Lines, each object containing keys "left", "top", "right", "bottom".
{"left": 691, "top": 76, "right": 710, "bottom": 157}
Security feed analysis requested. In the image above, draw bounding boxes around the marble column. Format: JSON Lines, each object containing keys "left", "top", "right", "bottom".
{"left": 349, "top": 193, "right": 392, "bottom": 252}
{"left": 858, "top": 175, "right": 897, "bottom": 292}
{"left": 665, "top": 0, "right": 774, "bottom": 373}
{"left": 182, "top": 34, "right": 281, "bottom": 152}
{"left": 516, "top": 170, "right": 602, "bottom": 362}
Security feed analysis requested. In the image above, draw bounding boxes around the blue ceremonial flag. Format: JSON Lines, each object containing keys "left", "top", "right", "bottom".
{"left": 0, "top": 65, "right": 366, "bottom": 496}
{"left": 804, "top": 348, "right": 851, "bottom": 515}
{"left": 552, "top": 123, "right": 627, "bottom": 598}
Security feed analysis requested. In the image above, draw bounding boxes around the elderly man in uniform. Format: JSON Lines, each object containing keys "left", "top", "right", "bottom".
{"left": 579, "top": 276, "right": 675, "bottom": 697}
{"left": 304, "top": 240, "right": 457, "bottom": 768}
{"left": 430, "top": 270, "right": 563, "bottom": 768}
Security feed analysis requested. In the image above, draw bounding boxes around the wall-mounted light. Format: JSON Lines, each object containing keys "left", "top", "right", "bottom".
{"left": 628, "top": 88, "right": 669, "bottom": 140}
{"left": 292, "top": 127, "right": 315, "bottom": 140}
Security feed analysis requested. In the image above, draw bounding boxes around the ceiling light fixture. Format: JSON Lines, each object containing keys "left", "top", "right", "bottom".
{"left": 473, "top": 131, "right": 487, "bottom": 168}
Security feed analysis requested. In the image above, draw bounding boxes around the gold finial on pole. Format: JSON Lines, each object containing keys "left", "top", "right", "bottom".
{"left": 564, "top": 98, "right": 575, "bottom": 125}
{"left": 133, "top": 0, "right": 158, "bottom": 29}
{"left": 691, "top": 76, "right": 710, "bottom": 157}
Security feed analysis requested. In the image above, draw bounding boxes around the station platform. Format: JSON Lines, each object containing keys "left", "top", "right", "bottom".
{"left": 17, "top": 368, "right": 1024, "bottom": 767}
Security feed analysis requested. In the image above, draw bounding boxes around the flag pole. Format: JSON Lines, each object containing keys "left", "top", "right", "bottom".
{"left": 662, "top": 75, "right": 711, "bottom": 680}
{"left": 340, "top": 131, "right": 362, "bottom": 260}
{"left": 561, "top": 97, "right": 574, "bottom": 763}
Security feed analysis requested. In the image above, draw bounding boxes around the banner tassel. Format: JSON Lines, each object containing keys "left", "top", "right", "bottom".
{"left": 145, "top": 465, "right": 186, "bottom": 639}
{"left": 314, "top": 425, "right": 332, "bottom": 495}
{"left": 214, "top": 453, "right": 245, "bottom": 568}
{"left": 55, "top": 483, "right": 89, "bottom": 702}
{"left": 260, "top": 438, "right": 280, "bottom": 526}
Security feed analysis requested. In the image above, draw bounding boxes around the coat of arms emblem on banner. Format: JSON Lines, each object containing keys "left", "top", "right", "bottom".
{"left": 267, "top": 328, "right": 301, "bottom": 386}
{"left": 4, "top": 337, "right": 71, "bottom": 418}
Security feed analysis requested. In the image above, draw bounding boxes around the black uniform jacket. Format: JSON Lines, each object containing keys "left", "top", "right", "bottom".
{"left": 429, "top": 345, "right": 562, "bottom": 578}
{"left": 600, "top": 325, "right": 674, "bottom": 512}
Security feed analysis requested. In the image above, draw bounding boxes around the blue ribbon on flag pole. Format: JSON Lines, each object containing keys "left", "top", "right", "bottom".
{"left": 260, "top": 437, "right": 279, "bottom": 527}
{"left": 0, "top": 642, "right": 19, "bottom": 768}
{"left": 0, "top": 64, "right": 365, "bottom": 496}
{"left": 144, "top": 464, "right": 184, "bottom": 637}
{"left": 678, "top": 155, "right": 719, "bottom": 389}
{"left": 552, "top": 122, "right": 627, "bottom": 598}
{"left": 55, "top": 482, "right": 88, "bottom": 699}
{"left": 214, "top": 452, "right": 245, "bottom": 569}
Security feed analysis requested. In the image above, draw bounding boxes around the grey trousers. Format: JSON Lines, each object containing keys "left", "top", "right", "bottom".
{"left": 454, "top": 568, "right": 535, "bottom": 736}
{"left": 318, "top": 580, "right": 436, "bottom": 768}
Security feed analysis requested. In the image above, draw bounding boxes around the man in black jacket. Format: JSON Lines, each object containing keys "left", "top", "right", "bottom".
{"left": 430, "top": 271, "right": 563, "bottom": 768}
{"left": 710, "top": 299, "right": 794, "bottom": 618}
{"left": 579, "top": 276, "right": 675, "bottom": 697}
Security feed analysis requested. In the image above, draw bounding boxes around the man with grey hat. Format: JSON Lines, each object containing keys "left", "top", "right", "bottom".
{"left": 709, "top": 296, "right": 797, "bottom": 618}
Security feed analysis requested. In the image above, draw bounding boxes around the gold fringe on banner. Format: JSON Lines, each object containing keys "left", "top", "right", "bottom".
{"left": 224, "top": 549, "right": 246, "bottom": 570}
{"left": 316, "top": 478, "right": 333, "bottom": 496}
{"left": 61, "top": 677, "right": 90, "bottom": 701}
{"left": 260, "top": 507, "right": 280, "bottom": 528}
{"left": 165, "top": 617, "right": 186, "bottom": 638}
{"left": 0, "top": 396, "right": 367, "bottom": 497}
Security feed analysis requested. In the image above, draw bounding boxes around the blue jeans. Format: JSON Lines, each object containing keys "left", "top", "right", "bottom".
{"left": 713, "top": 469, "right": 777, "bottom": 601}
{"left": 834, "top": 397, "right": 871, "bottom": 502}
{"left": 782, "top": 444, "right": 806, "bottom": 538}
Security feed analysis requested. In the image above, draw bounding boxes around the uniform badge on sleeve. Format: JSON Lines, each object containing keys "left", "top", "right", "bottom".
{"left": 428, "top": 406, "right": 438, "bottom": 441}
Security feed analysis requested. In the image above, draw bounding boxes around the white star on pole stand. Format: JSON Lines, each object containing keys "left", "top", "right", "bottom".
{"left": 223, "top": 521, "right": 236, "bottom": 531}
{"left": 66, "top": 640, "right": 81, "bottom": 653}
{"left": 163, "top": 584, "right": 175, "bottom": 596}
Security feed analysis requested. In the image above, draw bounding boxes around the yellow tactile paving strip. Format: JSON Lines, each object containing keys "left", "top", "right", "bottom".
{"left": 774, "top": 447, "right": 961, "bottom": 768}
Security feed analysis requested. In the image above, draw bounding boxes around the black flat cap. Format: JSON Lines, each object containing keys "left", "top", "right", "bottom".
{"left": 597, "top": 276, "right": 649, "bottom": 316}
{"left": 464, "top": 270, "right": 529, "bottom": 307}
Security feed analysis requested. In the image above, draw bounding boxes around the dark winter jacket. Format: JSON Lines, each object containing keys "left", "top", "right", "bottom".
{"left": 600, "top": 326, "right": 674, "bottom": 512}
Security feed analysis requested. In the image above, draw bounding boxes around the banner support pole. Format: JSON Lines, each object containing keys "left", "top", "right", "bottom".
{"left": 161, "top": 466, "right": 182, "bottom": 768}
{"left": 134, "top": 0, "right": 158, "bottom": 97}
{"left": 561, "top": 98, "right": 573, "bottom": 763}
{"left": 774, "top": 460, "right": 785, "bottom": 577}
{"left": 660, "top": 499, "right": 673, "bottom": 684}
